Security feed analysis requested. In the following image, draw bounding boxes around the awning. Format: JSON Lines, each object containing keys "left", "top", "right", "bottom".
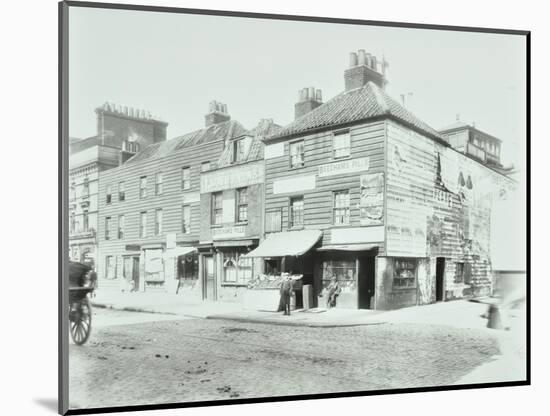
{"left": 317, "top": 243, "right": 378, "bottom": 252}
{"left": 244, "top": 230, "right": 322, "bottom": 258}
{"left": 163, "top": 246, "right": 196, "bottom": 259}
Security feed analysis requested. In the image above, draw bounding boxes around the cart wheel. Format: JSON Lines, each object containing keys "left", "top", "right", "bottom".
{"left": 70, "top": 299, "right": 92, "bottom": 345}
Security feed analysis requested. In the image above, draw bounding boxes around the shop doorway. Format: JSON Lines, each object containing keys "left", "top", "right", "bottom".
{"left": 132, "top": 257, "right": 140, "bottom": 291}
{"left": 203, "top": 256, "right": 216, "bottom": 300}
{"left": 436, "top": 257, "right": 445, "bottom": 301}
{"left": 358, "top": 256, "right": 375, "bottom": 309}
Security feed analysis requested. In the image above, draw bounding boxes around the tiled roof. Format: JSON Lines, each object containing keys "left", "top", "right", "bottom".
{"left": 125, "top": 120, "right": 248, "bottom": 164}
{"left": 216, "top": 119, "right": 282, "bottom": 168}
{"left": 268, "top": 81, "right": 445, "bottom": 142}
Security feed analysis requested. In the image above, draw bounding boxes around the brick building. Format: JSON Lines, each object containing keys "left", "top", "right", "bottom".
{"left": 68, "top": 103, "right": 167, "bottom": 269}
{"left": 246, "top": 49, "right": 516, "bottom": 310}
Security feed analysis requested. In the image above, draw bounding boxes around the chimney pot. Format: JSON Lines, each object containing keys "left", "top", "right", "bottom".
{"left": 349, "top": 52, "right": 358, "bottom": 68}
{"left": 358, "top": 49, "right": 366, "bottom": 66}
{"left": 371, "top": 56, "right": 378, "bottom": 71}
{"left": 316, "top": 89, "right": 322, "bottom": 102}
{"left": 366, "top": 53, "right": 372, "bottom": 68}
{"left": 308, "top": 87, "right": 315, "bottom": 99}
{"left": 303, "top": 88, "right": 309, "bottom": 101}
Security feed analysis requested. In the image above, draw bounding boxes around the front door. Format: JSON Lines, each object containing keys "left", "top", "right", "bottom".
{"left": 132, "top": 257, "right": 140, "bottom": 291}
{"left": 436, "top": 257, "right": 445, "bottom": 301}
{"left": 203, "top": 256, "right": 216, "bottom": 300}
{"left": 358, "top": 257, "right": 375, "bottom": 309}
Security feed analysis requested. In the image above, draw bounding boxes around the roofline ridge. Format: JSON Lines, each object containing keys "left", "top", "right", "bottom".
{"left": 368, "top": 82, "right": 391, "bottom": 114}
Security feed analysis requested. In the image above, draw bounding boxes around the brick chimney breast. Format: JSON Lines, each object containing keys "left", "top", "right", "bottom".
{"left": 205, "top": 100, "right": 231, "bottom": 127}
{"left": 344, "top": 50, "right": 387, "bottom": 91}
{"left": 294, "top": 87, "right": 323, "bottom": 120}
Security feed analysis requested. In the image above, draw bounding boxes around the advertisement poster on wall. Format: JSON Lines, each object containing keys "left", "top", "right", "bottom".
{"left": 360, "top": 172, "right": 384, "bottom": 226}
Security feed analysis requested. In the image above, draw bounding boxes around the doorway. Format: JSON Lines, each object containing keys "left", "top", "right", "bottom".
{"left": 203, "top": 255, "right": 216, "bottom": 300}
{"left": 132, "top": 257, "right": 140, "bottom": 292}
{"left": 358, "top": 256, "right": 375, "bottom": 309}
{"left": 436, "top": 257, "right": 445, "bottom": 301}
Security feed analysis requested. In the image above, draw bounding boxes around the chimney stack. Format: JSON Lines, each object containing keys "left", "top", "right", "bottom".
{"left": 344, "top": 49, "right": 387, "bottom": 91}
{"left": 205, "top": 100, "right": 231, "bottom": 127}
{"left": 294, "top": 86, "right": 323, "bottom": 120}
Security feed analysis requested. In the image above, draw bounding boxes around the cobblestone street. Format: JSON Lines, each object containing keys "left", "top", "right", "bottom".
{"left": 69, "top": 308, "right": 500, "bottom": 410}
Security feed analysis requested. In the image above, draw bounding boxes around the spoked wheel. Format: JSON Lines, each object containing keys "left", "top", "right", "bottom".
{"left": 69, "top": 298, "right": 92, "bottom": 345}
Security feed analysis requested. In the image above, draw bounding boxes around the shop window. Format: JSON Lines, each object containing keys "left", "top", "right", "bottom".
{"left": 182, "top": 205, "right": 191, "bottom": 234}
{"left": 393, "top": 258, "right": 417, "bottom": 289}
{"left": 212, "top": 192, "right": 223, "bottom": 225}
{"left": 178, "top": 252, "right": 199, "bottom": 280}
{"left": 139, "top": 211, "right": 147, "bottom": 238}
{"left": 155, "top": 209, "right": 163, "bottom": 235}
{"left": 105, "top": 216, "right": 111, "bottom": 240}
{"left": 155, "top": 172, "right": 163, "bottom": 195}
{"left": 264, "top": 258, "right": 282, "bottom": 275}
{"left": 289, "top": 140, "right": 305, "bottom": 168}
{"left": 333, "top": 131, "right": 350, "bottom": 159}
{"left": 223, "top": 251, "right": 252, "bottom": 285}
{"left": 322, "top": 260, "right": 356, "bottom": 292}
{"left": 289, "top": 196, "right": 304, "bottom": 228}
{"left": 139, "top": 176, "right": 147, "bottom": 199}
{"left": 106, "top": 184, "right": 112, "bottom": 204}
{"left": 236, "top": 188, "right": 248, "bottom": 222}
{"left": 145, "top": 249, "right": 164, "bottom": 282}
{"left": 105, "top": 255, "right": 116, "bottom": 279}
{"left": 333, "top": 190, "right": 350, "bottom": 225}
{"left": 181, "top": 167, "right": 190, "bottom": 190}
{"left": 118, "top": 215, "right": 125, "bottom": 239}
{"left": 118, "top": 181, "right": 125, "bottom": 201}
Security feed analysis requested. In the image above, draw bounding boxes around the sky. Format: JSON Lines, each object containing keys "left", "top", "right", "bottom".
{"left": 68, "top": 6, "right": 527, "bottom": 169}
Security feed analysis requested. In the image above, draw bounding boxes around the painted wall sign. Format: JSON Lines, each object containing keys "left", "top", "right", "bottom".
{"left": 360, "top": 173, "right": 384, "bottom": 226}
{"left": 331, "top": 226, "right": 384, "bottom": 245}
{"left": 318, "top": 156, "right": 370, "bottom": 177}
{"left": 264, "top": 142, "right": 284, "bottom": 159}
{"left": 200, "top": 161, "right": 264, "bottom": 193}
{"left": 212, "top": 225, "right": 246, "bottom": 240}
{"left": 272, "top": 174, "right": 316, "bottom": 195}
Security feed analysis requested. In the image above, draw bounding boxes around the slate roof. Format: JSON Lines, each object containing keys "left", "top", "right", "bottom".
{"left": 267, "top": 81, "right": 446, "bottom": 142}
{"left": 125, "top": 120, "right": 248, "bottom": 164}
{"left": 216, "top": 119, "right": 282, "bottom": 168}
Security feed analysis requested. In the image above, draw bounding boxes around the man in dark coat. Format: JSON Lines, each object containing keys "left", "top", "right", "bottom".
{"left": 279, "top": 273, "right": 293, "bottom": 315}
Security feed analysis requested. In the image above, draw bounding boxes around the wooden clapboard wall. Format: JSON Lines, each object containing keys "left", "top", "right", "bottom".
{"left": 97, "top": 139, "right": 225, "bottom": 288}
{"left": 264, "top": 120, "right": 386, "bottom": 249}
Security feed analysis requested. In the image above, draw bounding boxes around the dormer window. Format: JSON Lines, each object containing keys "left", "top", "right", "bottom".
{"left": 231, "top": 137, "right": 251, "bottom": 163}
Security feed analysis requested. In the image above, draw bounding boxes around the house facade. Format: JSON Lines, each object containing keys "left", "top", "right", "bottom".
{"left": 248, "top": 49, "right": 516, "bottom": 310}
{"left": 68, "top": 103, "right": 167, "bottom": 269}
{"left": 96, "top": 102, "right": 270, "bottom": 298}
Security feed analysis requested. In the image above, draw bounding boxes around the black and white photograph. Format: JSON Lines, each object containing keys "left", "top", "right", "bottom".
{"left": 58, "top": 1, "right": 528, "bottom": 414}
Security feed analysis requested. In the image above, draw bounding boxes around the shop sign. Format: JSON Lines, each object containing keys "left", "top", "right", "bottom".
{"left": 331, "top": 226, "right": 384, "bottom": 244}
{"left": 318, "top": 157, "right": 370, "bottom": 178}
{"left": 272, "top": 174, "right": 316, "bottom": 194}
{"left": 212, "top": 225, "right": 246, "bottom": 240}
{"left": 200, "top": 161, "right": 264, "bottom": 193}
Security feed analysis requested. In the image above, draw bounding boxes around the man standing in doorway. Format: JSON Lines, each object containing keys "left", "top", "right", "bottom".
{"left": 280, "top": 273, "right": 293, "bottom": 316}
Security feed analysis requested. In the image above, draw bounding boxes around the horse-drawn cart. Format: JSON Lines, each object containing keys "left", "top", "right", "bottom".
{"left": 69, "top": 261, "right": 94, "bottom": 345}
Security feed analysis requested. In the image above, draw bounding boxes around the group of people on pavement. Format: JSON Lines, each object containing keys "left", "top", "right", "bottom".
{"left": 278, "top": 273, "right": 341, "bottom": 315}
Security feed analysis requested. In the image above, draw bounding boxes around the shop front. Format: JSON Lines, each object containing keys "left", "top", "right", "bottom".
{"left": 163, "top": 246, "right": 199, "bottom": 297}
{"left": 244, "top": 229, "right": 322, "bottom": 311}
{"left": 315, "top": 244, "right": 378, "bottom": 310}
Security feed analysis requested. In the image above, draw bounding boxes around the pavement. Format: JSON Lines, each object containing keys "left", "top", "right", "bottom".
{"left": 91, "top": 289, "right": 495, "bottom": 330}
